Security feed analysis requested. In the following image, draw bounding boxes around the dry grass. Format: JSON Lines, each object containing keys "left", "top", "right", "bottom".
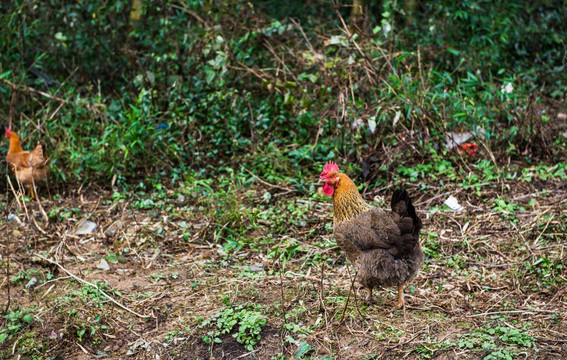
{"left": 0, "top": 176, "right": 565, "bottom": 359}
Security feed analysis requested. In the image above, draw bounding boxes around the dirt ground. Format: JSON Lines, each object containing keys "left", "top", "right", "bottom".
{"left": 0, "top": 177, "right": 565, "bottom": 359}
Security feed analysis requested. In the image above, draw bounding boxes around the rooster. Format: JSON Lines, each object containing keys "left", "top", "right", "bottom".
{"left": 5, "top": 128, "right": 49, "bottom": 199}
{"left": 319, "top": 161, "right": 423, "bottom": 308}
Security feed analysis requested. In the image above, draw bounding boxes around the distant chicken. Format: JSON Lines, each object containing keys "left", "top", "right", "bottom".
{"left": 319, "top": 161, "right": 423, "bottom": 308}
{"left": 5, "top": 128, "right": 48, "bottom": 199}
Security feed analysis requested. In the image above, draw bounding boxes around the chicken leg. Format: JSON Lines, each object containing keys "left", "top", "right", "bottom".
{"left": 365, "top": 287, "right": 375, "bottom": 304}
{"left": 394, "top": 284, "right": 404, "bottom": 309}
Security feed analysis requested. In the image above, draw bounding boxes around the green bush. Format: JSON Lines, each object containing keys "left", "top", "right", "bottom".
{"left": 0, "top": 0, "right": 564, "bottom": 188}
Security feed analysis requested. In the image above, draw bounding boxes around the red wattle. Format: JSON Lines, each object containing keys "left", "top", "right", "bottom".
{"left": 323, "top": 183, "right": 334, "bottom": 196}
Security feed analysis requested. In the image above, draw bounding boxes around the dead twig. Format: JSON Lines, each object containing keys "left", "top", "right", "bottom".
{"left": 6, "top": 173, "right": 29, "bottom": 220}
{"left": 242, "top": 167, "right": 296, "bottom": 193}
{"left": 340, "top": 264, "right": 360, "bottom": 323}
{"left": 2, "top": 187, "right": 11, "bottom": 315}
{"left": 169, "top": 3, "right": 209, "bottom": 27}
{"left": 2, "top": 79, "right": 67, "bottom": 103}
{"left": 9, "top": 85, "right": 17, "bottom": 130}
{"left": 467, "top": 309, "right": 566, "bottom": 318}
{"left": 532, "top": 214, "right": 555, "bottom": 247}
{"left": 33, "top": 253, "right": 152, "bottom": 319}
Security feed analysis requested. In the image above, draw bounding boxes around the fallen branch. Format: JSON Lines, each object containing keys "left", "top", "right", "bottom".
{"left": 467, "top": 309, "right": 565, "bottom": 318}
{"left": 33, "top": 253, "right": 151, "bottom": 319}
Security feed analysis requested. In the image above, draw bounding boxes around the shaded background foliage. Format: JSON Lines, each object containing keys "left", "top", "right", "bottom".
{"left": 0, "top": 0, "right": 565, "bottom": 189}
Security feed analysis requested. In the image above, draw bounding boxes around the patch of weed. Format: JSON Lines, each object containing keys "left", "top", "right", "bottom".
{"left": 0, "top": 307, "right": 35, "bottom": 344}
{"left": 457, "top": 322, "right": 536, "bottom": 359}
{"left": 199, "top": 303, "right": 267, "bottom": 351}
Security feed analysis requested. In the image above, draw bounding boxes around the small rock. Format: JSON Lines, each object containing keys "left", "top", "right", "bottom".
{"left": 104, "top": 220, "right": 124, "bottom": 237}
{"left": 177, "top": 195, "right": 185, "bottom": 202}
{"left": 177, "top": 221, "right": 187, "bottom": 228}
{"left": 116, "top": 269, "right": 127, "bottom": 275}
{"left": 76, "top": 220, "right": 98, "bottom": 235}
{"left": 122, "top": 248, "right": 130, "bottom": 254}
{"left": 94, "top": 351, "right": 109, "bottom": 359}
{"left": 25, "top": 277, "right": 38, "bottom": 288}
{"left": 8, "top": 214, "right": 23, "bottom": 225}
{"left": 249, "top": 262, "right": 265, "bottom": 272}
{"left": 96, "top": 259, "right": 111, "bottom": 271}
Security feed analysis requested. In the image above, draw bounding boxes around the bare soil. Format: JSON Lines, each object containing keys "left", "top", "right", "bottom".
{"left": 0, "top": 178, "right": 565, "bottom": 359}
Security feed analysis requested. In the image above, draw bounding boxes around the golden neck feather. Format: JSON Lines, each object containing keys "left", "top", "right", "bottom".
{"left": 332, "top": 173, "right": 372, "bottom": 223}
{"left": 8, "top": 133, "right": 24, "bottom": 153}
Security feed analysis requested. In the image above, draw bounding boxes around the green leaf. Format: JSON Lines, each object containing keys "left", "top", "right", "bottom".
{"left": 295, "top": 340, "right": 314, "bottom": 359}
{"left": 205, "top": 68, "right": 216, "bottom": 84}
{"left": 447, "top": 48, "right": 460, "bottom": 56}
{"left": 106, "top": 252, "right": 119, "bottom": 264}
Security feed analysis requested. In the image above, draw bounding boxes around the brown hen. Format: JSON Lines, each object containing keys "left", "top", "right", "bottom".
{"left": 319, "top": 161, "right": 423, "bottom": 308}
{"left": 5, "top": 128, "right": 48, "bottom": 199}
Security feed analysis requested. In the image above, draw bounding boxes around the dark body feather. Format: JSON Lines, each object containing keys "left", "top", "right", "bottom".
{"left": 331, "top": 173, "right": 423, "bottom": 304}
{"left": 335, "top": 206, "right": 423, "bottom": 289}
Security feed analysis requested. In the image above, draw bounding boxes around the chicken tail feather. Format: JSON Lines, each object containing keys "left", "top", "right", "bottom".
{"left": 391, "top": 188, "right": 422, "bottom": 235}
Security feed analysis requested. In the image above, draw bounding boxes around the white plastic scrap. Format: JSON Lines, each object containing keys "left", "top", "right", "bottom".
{"left": 445, "top": 126, "right": 485, "bottom": 149}
{"left": 445, "top": 132, "right": 473, "bottom": 149}
{"left": 444, "top": 195, "right": 464, "bottom": 211}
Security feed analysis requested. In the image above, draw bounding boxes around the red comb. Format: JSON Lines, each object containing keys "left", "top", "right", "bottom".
{"left": 4, "top": 128, "right": 11, "bottom": 139}
{"left": 321, "top": 161, "right": 340, "bottom": 177}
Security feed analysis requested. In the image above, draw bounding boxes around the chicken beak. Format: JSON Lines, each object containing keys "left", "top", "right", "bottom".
{"left": 317, "top": 178, "right": 325, "bottom": 185}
